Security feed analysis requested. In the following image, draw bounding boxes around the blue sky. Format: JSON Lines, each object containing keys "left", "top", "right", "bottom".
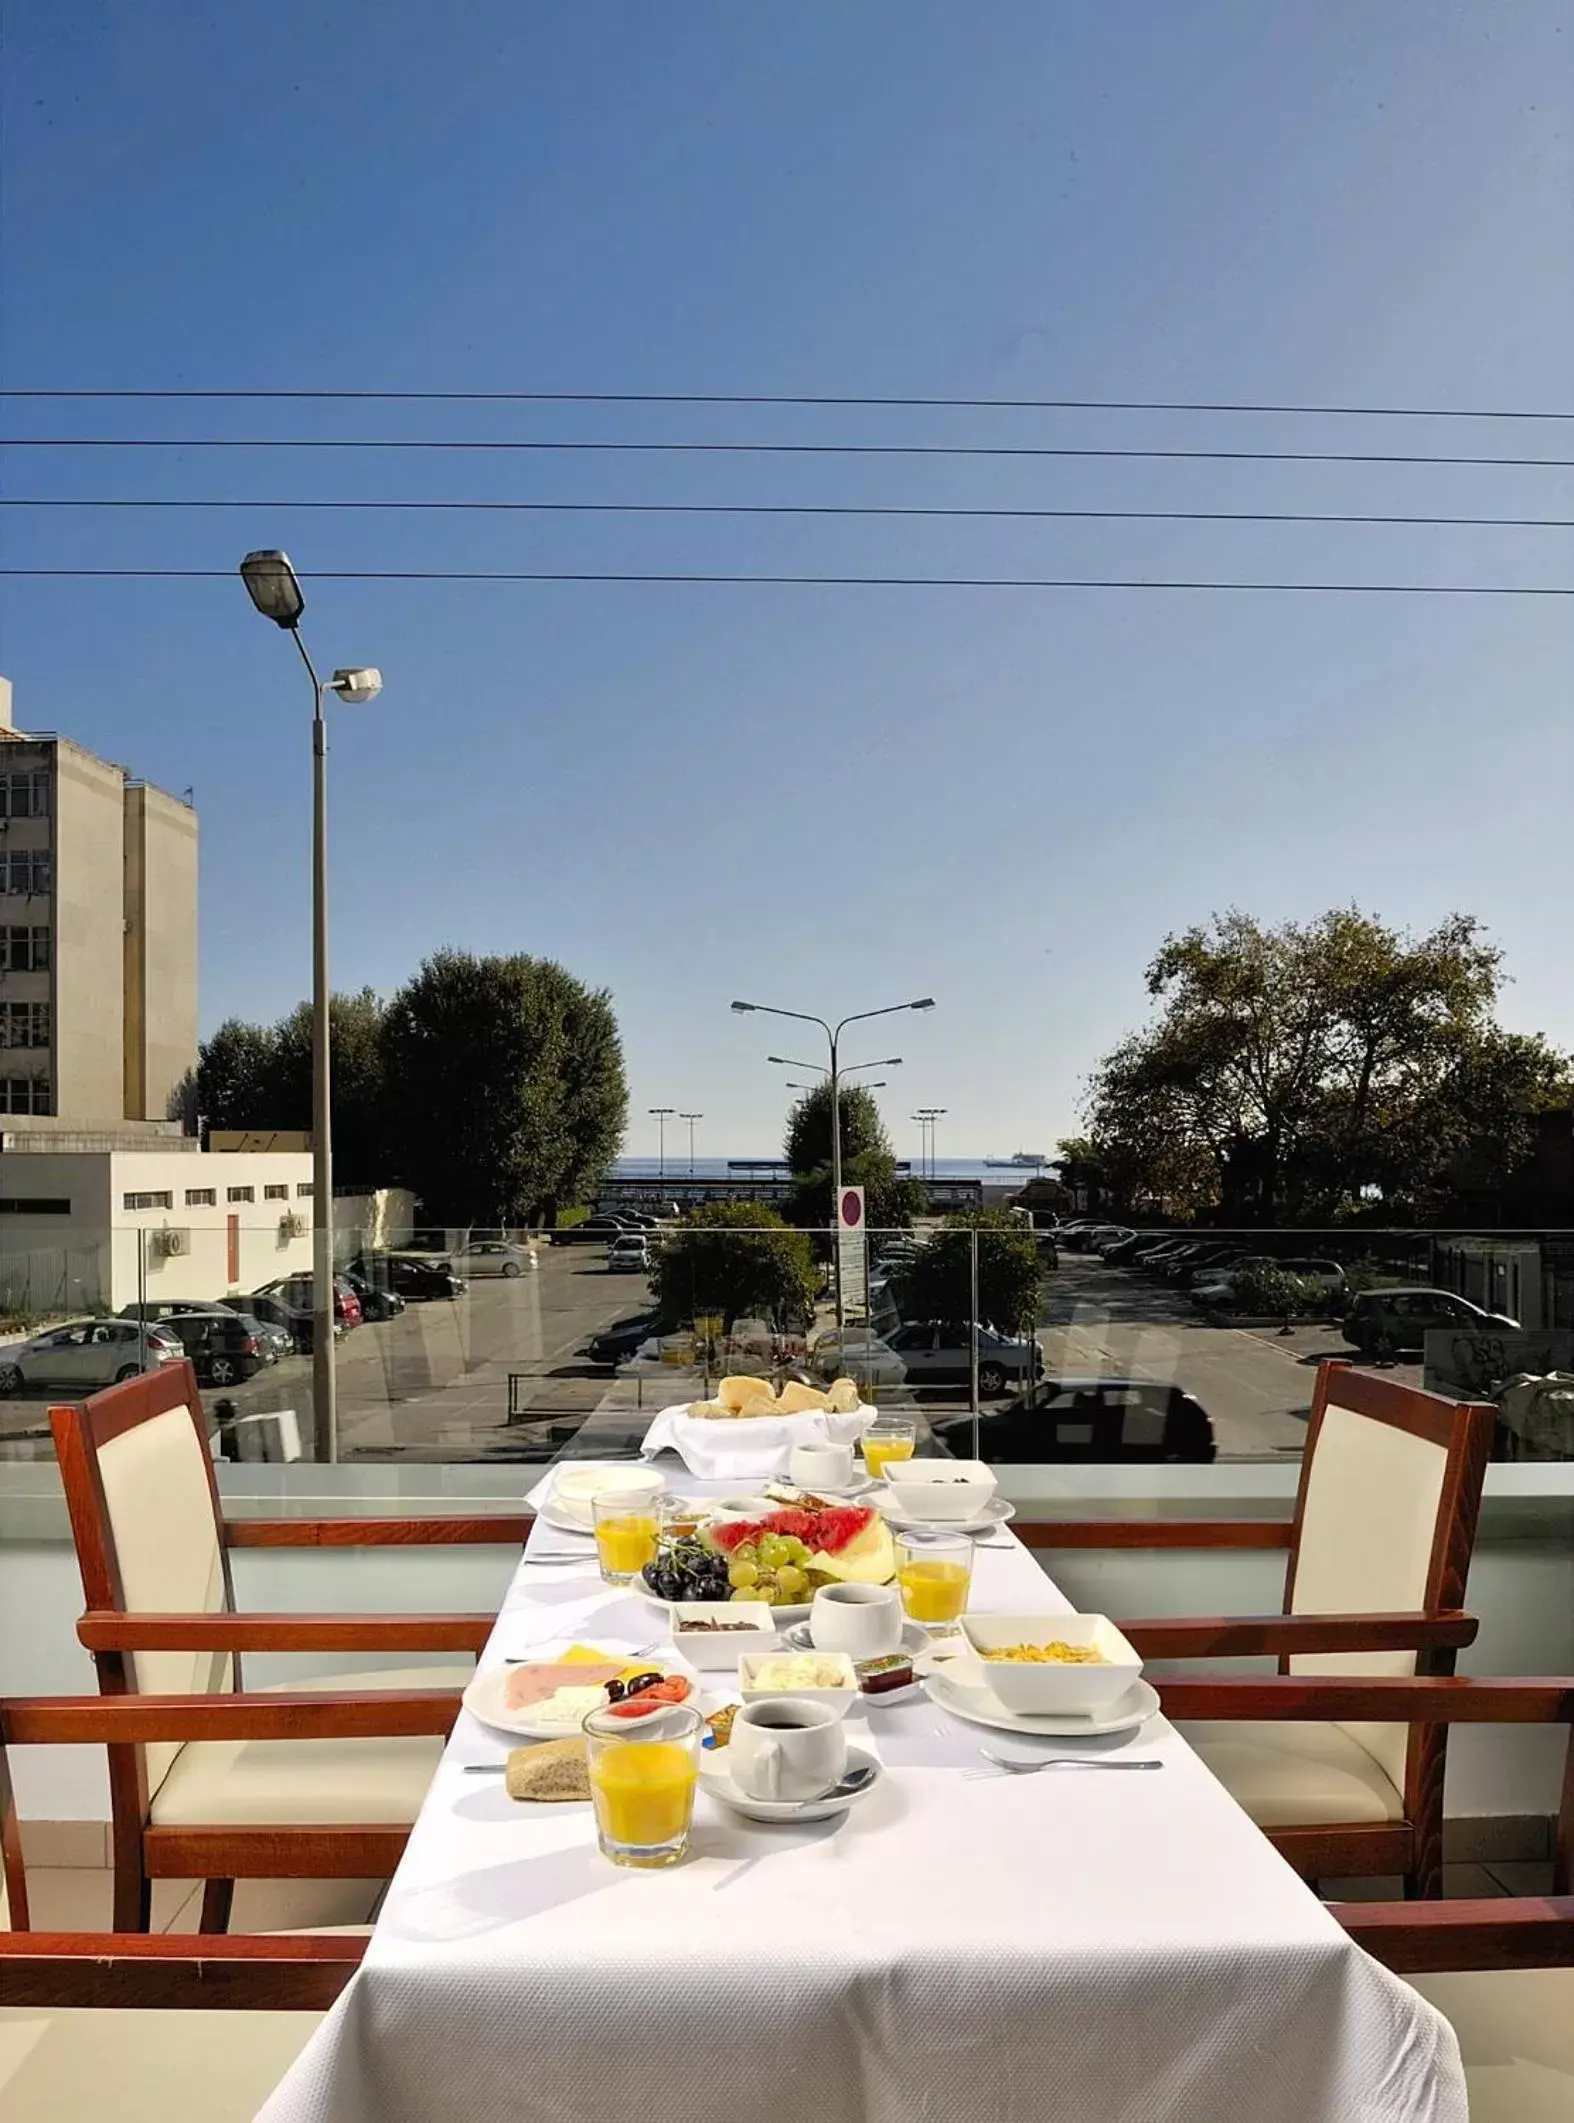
{"left": 3, "top": 3, "right": 1571, "bottom": 1163}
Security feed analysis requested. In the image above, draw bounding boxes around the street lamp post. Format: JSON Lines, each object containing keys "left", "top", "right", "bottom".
{"left": 733, "top": 997, "right": 934, "bottom": 1329}
{"left": 679, "top": 1111, "right": 703, "bottom": 1175}
{"left": 239, "top": 550, "right": 381, "bottom": 1464}
{"left": 649, "top": 1107, "right": 675, "bottom": 1179}
{"left": 915, "top": 1106, "right": 947, "bottom": 1182}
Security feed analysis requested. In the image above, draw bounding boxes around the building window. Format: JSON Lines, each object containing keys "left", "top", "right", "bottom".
{"left": 263, "top": 1183, "right": 288, "bottom": 1200}
{"left": 122, "top": 1190, "right": 173, "bottom": 1211}
{"left": 0, "top": 926, "right": 50, "bottom": 972}
{"left": 226, "top": 1185, "right": 255, "bottom": 1203}
{"left": 296, "top": 1182, "right": 314, "bottom": 1198}
{"left": 1, "top": 851, "right": 50, "bottom": 896}
{"left": 0, "top": 1077, "right": 50, "bottom": 1115}
{"left": 184, "top": 1188, "right": 216, "bottom": 1207}
{"left": 0, "top": 1003, "right": 49, "bottom": 1049}
{"left": 0, "top": 771, "right": 49, "bottom": 819}
{"left": 0, "top": 1197, "right": 70, "bottom": 1215}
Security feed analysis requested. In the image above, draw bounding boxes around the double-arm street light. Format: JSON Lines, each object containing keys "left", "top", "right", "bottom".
{"left": 732, "top": 996, "right": 935, "bottom": 1327}
{"left": 913, "top": 1105, "right": 948, "bottom": 1181}
{"left": 679, "top": 1111, "right": 703, "bottom": 1175}
{"left": 649, "top": 1107, "right": 676, "bottom": 1178}
{"left": 239, "top": 550, "right": 381, "bottom": 1464}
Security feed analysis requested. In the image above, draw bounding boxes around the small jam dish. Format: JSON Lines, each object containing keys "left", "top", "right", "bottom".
{"left": 670, "top": 1601, "right": 777, "bottom": 1670}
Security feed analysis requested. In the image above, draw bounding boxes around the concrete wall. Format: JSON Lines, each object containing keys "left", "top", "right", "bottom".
{"left": 52, "top": 740, "right": 126, "bottom": 1121}
{"left": 121, "top": 782, "right": 198, "bottom": 1123}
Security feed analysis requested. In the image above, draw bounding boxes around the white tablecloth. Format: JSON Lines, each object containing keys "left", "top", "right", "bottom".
{"left": 261, "top": 1490, "right": 1465, "bottom": 2123}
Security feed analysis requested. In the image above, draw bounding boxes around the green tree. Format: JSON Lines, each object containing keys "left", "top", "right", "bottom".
{"left": 892, "top": 1208, "right": 1041, "bottom": 1335}
{"left": 781, "top": 1081, "right": 923, "bottom": 1233}
{"left": 191, "top": 1018, "right": 279, "bottom": 1133}
{"left": 192, "top": 992, "right": 391, "bottom": 1181}
{"left": 1083, "top": 908, "right": 1572, "bottom": 1222}
{"left": 381, "top": 951, "right": 627, "bottom": 1223}
{"left": 649, "top": 1200, "right": 817, "bottom": 1331}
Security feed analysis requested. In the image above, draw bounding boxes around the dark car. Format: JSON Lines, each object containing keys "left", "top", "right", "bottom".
{"left": 553, "top": 1216, "right": 636, "bottom": 1245}
{"left": 1342, "top": 1288, "right": 1519, "bottom": 1359}
{"left": 222, "top": 1290, "right": 316, "bottom": 1353}
{"left": 935, "top": 1377, "right": 1216, "bottom": 1464}
{"left": 341, "top": 1267, "right": 407, "bottom": 1322}
{"left": 267, "top": 1274, "right": 365, "bottom": 1328}
{"left": 585, "top": 1311, "right": 665, "bottom": 1366}
{"left": 348, "top": 1253, "right": 463, "bottom": 1301}
{"left": 145, "top": 1309, "right": 264, "bottom": 1387}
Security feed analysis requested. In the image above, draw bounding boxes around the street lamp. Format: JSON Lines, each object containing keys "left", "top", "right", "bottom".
{"left": 914, "top": 1105, "right": 947, "bottom": 1182}
{"left": 239, "top": 549, "right": 381, "bottom": 1464}
{"left": 732, "top": 996, "right": 935, "bottom": 1327}
{"left": 649, "top": 1107, "right": 675, "bottom": 1179}
{"left": 679, "top": 1111, "right": 703, "bottom": 1175}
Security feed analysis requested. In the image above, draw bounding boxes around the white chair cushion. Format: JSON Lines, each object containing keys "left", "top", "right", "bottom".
{"left": 148, "top": 1665, "right": 459, "bottom": 1828}
{"left": 1178, "top": 1719, "right": 1404, "bottom": 1826}
{"left": 1414, "top": 1969, "right": 1574, "bottom": 2123}
{"left": 0, "top": 2006, "right": 322, "bottom": 2121}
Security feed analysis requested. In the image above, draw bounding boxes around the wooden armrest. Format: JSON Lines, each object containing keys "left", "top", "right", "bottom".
{"left": 1119, "top": 1610, "right": 1478, "bottom": 1658}
{"left": 0, "top": 1931, "right": 367, "bottom": 2010}
{"left": 1332, "top": 1898, "right": 1574, "bottom": 1976}
{"left": 225, "top": 1514, "right": 532, "bottom": 1548}
{"left": 3, "top": 1689, "right": 464, "bottom": 1745}
{"left": 1013, "top": 1519, "right": 1294, "bottom": 1550}
{"left": 78, "top": 1610, "right": 493, "bottom": 1653}
{"left": 1156, "top": 1675, "right": 1574, "bottom": 1723}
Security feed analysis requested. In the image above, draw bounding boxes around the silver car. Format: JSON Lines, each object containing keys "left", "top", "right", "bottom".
{"left": 0, "top": 1317, "right": 183, "bottom": 1395}
{"left": 448, "top": 1240, "right": 536, "bottom": 1279}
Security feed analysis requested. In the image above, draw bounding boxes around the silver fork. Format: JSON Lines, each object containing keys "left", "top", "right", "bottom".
{"left": 963, "top": 1750, "right": 1163, "bottom": 1780}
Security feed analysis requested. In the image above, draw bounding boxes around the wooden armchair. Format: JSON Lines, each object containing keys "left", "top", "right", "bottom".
{"left": 1015, "top": 1361, "right": 1494, "bottom": 1896}
{"left": 1155, "top": 1675, "right": 1574, "bottom": 2123}
{"left": 1, "top": 1692, "right": 400, "bottom": 2121}
{"left": 49, "top": 1363, "right": 527, "bottom": 1934}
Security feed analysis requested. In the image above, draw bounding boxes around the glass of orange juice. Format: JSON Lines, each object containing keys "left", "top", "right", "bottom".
{"left": 593, "top": 1479, "right": 664, "bottom": 1585}
{"left": 584, "top": 1702, "right": 703, "bottom": 1868}
{"left": 895, "top": 1529, "right": 972, "bottom": 1637}
{"left": 862, "top": 1416, "right": 917, "bottom": 1483}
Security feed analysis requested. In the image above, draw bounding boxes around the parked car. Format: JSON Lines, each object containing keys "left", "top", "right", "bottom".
{"left": 1342, "top": 1287, "right": 1519, "bottom": 1358}
{"left": 1092, "top": 1228, "right": 1137, "bottom": 1256}
{"left": 1164, "top": 1244, "right": 1248, "bottom": 1286}
{"left": 339, "top": 1268, "right": 407, "bottom": 1323}
{"left": 1194, "top": 1258, "right": 1347, "bottom": 1308}
{"left": 1102, "top": 1231, "right": 1157, "bottom": 1264}
{"left": 607, "top": 1234, "right": 651, "bottom": 1273}
{"left": 585, "top": 1310, "right": 666, "bottom": 1365}
{"left": 554, "top": 1216, "right": 635, "bottom": 1245}
{"left": 267, "top": 1274, "right": 365, "bottom": 1329}
{"left": 1132, "top": 1239, "right": 1194, "bottom": 1271}
{"left": 934, "top": 1377, "right": 1216, "bottom": 1464}
{"left": 0, "top": 1318, "right": 183, "bottom": 1395}
{"left": 449, "top": 1240, "right": 536, "bottom": 1279}
{"left": 348, "top": 1253, "right": 464, "bottom": 1301}
{"left": 225, "top": 1310, "right": 292, "bottom": 1363}
{"left": 813, "top": 1319, "right": 1042, "bottom": 1398}
{"left": 222, "top": 1290, "right": 316, "bottom": 1353}
{"left": 145, "top": 1309, "right": 265, "bottom": 1386}
{"left": 118, "top": 1297, "right": 287, "bottom": 1369}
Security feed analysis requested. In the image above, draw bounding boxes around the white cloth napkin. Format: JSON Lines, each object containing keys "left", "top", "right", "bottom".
{"left": 637, "top": 1402, "right": 872, "bottom": 1480}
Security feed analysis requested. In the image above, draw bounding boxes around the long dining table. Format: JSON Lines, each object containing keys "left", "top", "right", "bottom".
{"left": 260, "top": 1465, "right": 1466, "bottom": 2123}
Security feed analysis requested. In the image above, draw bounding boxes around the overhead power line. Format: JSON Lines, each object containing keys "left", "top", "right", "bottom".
{"left": 4, "top": 567, "right": 1570, "bottom": 596}
{"left": 7, "top": 436, "right": 1574, "bottom": 468}
{"left": 5, "top": 497, "right": 1574, "bottom": 530}
{"left": 4, "top": 387, "right": 1574, "bottom": 422}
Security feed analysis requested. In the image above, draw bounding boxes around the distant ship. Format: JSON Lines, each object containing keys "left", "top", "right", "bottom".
{"left": 984, "top": 1151, "right": 1048, "bottom": 1168}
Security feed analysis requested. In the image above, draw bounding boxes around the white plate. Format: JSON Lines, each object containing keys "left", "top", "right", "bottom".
{"left": 699, "top": 1743, "right": 882, "bottom": 1823}
{"left": 463, "top": 1662, "right": 706, "bottom": 1742}
{"left": 923, "top": 1663, "right": 1160, "bottom": 1739}
{"left": 637, "top": 1577, "right": 811, "bottom": 1627}
{"left": 781, "top": 1616, "right": 930, "bottom": 1659}
{"left": 537, "top": 1462, "right": 666, "bottom": 1534}
{"left": 871, "top": 1491, "right": 1016, "bottom": 1537}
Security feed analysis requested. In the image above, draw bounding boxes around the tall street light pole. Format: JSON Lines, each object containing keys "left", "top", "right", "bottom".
{"left": 649, "top": 1107, "right": 675, "bottom": 1179}
{"left": 240, "top": 551, "right": 380, "bottom": 1464}
{"left": 679, "top": 1111, "right": 703, "bottom": 1175}
{"left": 916, "top": 1106, "right": 947, "bottom": 1182}
{"left": 733, "top": 997, "right": 934, "bottom": 1329}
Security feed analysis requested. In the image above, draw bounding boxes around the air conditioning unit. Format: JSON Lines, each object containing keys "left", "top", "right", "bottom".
{"left": 280, "top": 1209, "right": 307, "bottom": 1239}
{"left": 153, "top": 1227, "right": 190, "bottom": 1259}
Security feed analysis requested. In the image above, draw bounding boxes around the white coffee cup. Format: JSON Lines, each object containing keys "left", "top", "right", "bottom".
{"left": 809, "top": 1581, "right": 902, "bottom": 1658}
{"left": 729, "top": 1699, "right": 848, "bottom": 1803}
{"left": 789, "top": 1440, "right": 856, "bottom": 1490}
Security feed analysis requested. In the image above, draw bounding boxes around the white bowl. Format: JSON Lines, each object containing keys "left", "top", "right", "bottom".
{"left": 669, "top": 1602, "right": 777, "bottom": 1670}
{"left": 738, "top": 1649, "right": 859, "bottom": 1718}
{"left": 880, "top": 1458, "right": 998, "bottom": 1523}
{"left": 958, "top": 1613, "right": 1143, "bottom": 1716}
{"left": 549, "top": 1462, "right": 665, "bottom": 1531}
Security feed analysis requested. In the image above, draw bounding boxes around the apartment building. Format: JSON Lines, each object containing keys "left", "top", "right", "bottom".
{"left": 0, "top": 675, "right": 198, "bottom": 1124}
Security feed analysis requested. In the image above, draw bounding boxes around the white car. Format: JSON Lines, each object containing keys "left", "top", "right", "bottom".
{"left": 0, "top": 1318, "right": 184, "bottom": 1395}
{"left": 449, "top": 1240, "right": 536, "bottom": 1280}
{"left": 606, "top": 1235, "right": 651, "bottom": 1273}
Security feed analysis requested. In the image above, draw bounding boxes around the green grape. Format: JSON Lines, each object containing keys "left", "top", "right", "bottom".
{"left": 732, "top": 1541, "right": 758, "bottom": 1565}
{"left": 775, "top": 1566, "right": 808, "bottom": 1601}
{"left": 758, "top": 1536, "right": 788, "bottom": 1570}
{"left": 730, "top": 1585, "right": 760, "bottom": 1604}
{"left": 728, "top": 1559, "right": 758, "bottom": 1589}
{"left": 755, "top": 1572, "right": 779, "bottom": 1605}
{"left": 781, "top": 1537, "right": 810, "bottom": 1563}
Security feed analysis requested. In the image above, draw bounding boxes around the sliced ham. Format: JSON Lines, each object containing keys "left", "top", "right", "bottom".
{"left": 504, "top": 1660, "right": 625, "bottom": 1710}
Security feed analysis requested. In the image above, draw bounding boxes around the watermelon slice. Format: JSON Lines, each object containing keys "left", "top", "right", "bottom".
{"left": 711, "top": 1505, "right": 874, "bottom": 1555}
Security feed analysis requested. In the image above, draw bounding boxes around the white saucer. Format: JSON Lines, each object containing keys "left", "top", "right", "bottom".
{"left": 870, "top": 1491, "right": 1016, "bottom": 1537}
{"left": 463, "top": 1662, "right": 708, "bottom": 1742}
{"left": 699, "top": 1743, "right": 882, "bottom": 1823}
{"left": 923, "top": 1663, "right": 1160, "bottom": 1740}
{"left": 781, "top": 1616, "right": 929, "bottom": 1659}
{"left": 533, "top": 1501, "right": 599, "bottom": 1538}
